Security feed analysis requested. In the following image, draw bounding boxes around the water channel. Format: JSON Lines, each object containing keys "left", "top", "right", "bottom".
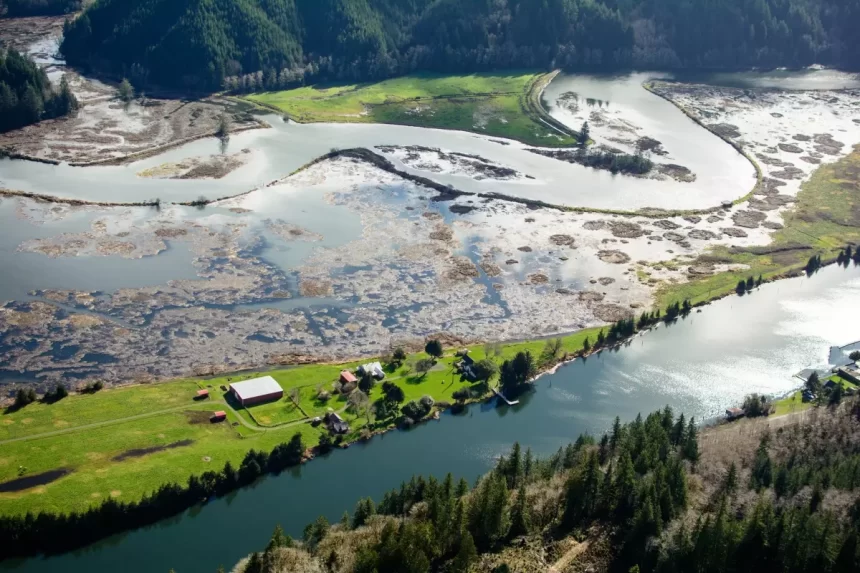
{"left": 4, "top": 262, "right": 859, "bottom": 572}
{"left": 2, "top": 67, "right": 860, "bottom": 570}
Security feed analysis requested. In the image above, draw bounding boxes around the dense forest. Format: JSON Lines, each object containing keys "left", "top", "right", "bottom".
{"left": 59, "top": 0, "right": 860, "bottom": 92}
{"left": 0, "top": 49, "right": 77, "bottom": 133}
{"left": 0, "top": 0, "right": 81, "bottom": 18}
{"left": 236, "top": 400, "right": 860, "bottom": 573}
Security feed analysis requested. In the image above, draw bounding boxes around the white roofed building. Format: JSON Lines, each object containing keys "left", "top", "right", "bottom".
{"left": 229, "top": 376, "right": 284, "bottom": 406}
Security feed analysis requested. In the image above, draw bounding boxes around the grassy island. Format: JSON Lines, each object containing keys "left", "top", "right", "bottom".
{"left": 243, "top": 72, "right": 578, "bottom": 147}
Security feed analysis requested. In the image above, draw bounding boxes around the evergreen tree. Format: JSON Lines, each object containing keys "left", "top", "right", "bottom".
{"left": 508, "top": 483, "right": 530, "bottom": 538}
{"left": 682, "top": 418, "right": 699, "bottom": 463}
{"left": 452, "top": 530, "right": 478, "bottom": 572}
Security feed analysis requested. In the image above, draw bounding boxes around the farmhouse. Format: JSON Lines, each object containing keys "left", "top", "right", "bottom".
{"left": 229, "top": 376, "right": 284, "bottom": 406}
{"left": 358, "top": 362, "right": 385, "bottom": 380}
{"left": 325, "top": 411, "right": 350, "bottom": 434}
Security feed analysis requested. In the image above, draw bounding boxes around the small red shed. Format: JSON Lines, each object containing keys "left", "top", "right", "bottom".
{"left": 196, "top": 389, "right": 210, "bottom": 399}
{"left": 339, "top": 370, "right": 357, "bottom": 384}
{"left": 211, "top": 411, "right": 227, "bottom": 422}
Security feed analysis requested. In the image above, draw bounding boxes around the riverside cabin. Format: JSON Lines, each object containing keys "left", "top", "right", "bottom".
{"left": 229, "top": 376, "right": 284, "bottom": 406}
{"left": 725, "top": 407, "right": 744, "bottom": 420}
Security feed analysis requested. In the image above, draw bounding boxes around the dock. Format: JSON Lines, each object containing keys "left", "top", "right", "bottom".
{"left": 492, "top": 387, "right": 519, "bottom": 406}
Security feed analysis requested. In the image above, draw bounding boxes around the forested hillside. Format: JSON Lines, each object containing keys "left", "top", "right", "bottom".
{"left": 0, "top": 49, "right": 77, "bottom": 132}
{"left": 59, "top": 0, "right": 860, "bottom": 92}
{"left": 235, "top": 401, "right": 860, "bottom": 573}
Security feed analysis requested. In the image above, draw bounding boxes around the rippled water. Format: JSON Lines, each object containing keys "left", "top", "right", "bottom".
{"left": 6, "top": 263, "right": 858, "bottom": 573}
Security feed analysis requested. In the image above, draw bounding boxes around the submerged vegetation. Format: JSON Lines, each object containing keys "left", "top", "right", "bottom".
{"left": 657, "top": 145, "right": 860, "bottom": 307}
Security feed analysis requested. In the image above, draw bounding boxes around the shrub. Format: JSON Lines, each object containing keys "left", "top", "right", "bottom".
{"left": 13, "top": 388, "right": 37, "bottom": 409}
{"left": 425, "top": 339, "right": 443, "bottom": 359}
{"left": 382, "top": 381, "right": 405, "bottom": 403}
{"left": 117, "top": 78, "right": 134, "bottom": 102}
{"left": 402, "top": 397, "right": 434, "bottom": 421}
{"left": 471, "top": 358, "right": 499, "bottom": 382}
{"left": 82, "top": 380, "right": 104, "bottom": 394}
{"left": 415, "top": 358, "right": 434, "bottom": 377}
{"left": 742, "top": 393, "right": 772, "bottom": 417}
{"left": 453, "top": 388, "right": 471, "bottom": 402}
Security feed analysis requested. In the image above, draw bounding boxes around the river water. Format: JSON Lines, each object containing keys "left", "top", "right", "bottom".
{"left": 4, "top": 262, "right": 858, "bottom": 573}
{"left": 0, "top": 70, "right": 762, "bottom": 211}
{"left": 2, "top": 68, "right": 860, "bottom": 569}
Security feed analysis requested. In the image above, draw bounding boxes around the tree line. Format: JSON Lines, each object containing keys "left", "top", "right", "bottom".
{"left": 0, "top": 432, "right": 306, "bottom": 560}
{"left": 233, "top": 397, "right": 860, "bottom": 573}
{"left": 58, "top": 0, "right": 860, "bottom": 93}
{"left": 237, "top": 406, "right": 700, "bottom": 572}
{"left": 0, "top": 48, "right": 77, "bottom": 133}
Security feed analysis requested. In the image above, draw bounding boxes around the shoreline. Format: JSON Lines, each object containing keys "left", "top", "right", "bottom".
{"left": 0, "top": 258, "right": 854, "bottom": 560}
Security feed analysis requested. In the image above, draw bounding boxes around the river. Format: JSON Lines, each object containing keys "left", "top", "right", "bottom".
{"left": 3, "top": 262, "right": 858, "bottom": 572}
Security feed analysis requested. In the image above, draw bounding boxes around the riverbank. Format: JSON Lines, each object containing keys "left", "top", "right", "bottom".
{"left": 2, "top": 261, "right": 857, "bottom": 572}
{"left": 0, "top": 325, "right": 606, "bottom": 519}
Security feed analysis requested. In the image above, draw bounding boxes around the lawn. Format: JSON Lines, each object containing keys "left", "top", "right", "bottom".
{"left": 772, "top": 375, "right": 857, "bottom": 416}
{"left": 0, "top": 325, "right": 604, "bottom": 517}
{"left": 244, "top": 71, "right": 578, "bottom": 147}
{"left": 0, "top": 404, "right": 323, "bottom": 516}
{"left": 656, "top": 145, "right": 860, "bottom": 308}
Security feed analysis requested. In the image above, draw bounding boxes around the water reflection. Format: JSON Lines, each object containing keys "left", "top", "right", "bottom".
{"left": 6, "top": 263, "right": 858, "bottom": 573}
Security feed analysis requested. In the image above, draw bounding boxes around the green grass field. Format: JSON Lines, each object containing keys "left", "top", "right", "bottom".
{"left": 772, "top": 375, "right": 857, "bottom": 416}
{"left": 656, "top": 145, "right": 860, "bottom": 308}
{"left": 0, "top": 327, "right": 601, "bottom": 517}
{"left": 244, "top": 72, "right": 578, "bottom": 147}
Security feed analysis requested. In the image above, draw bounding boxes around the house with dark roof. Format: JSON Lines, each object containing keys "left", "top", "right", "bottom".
{"left": 325, "top": 411, "right": 350, "bottom": 434}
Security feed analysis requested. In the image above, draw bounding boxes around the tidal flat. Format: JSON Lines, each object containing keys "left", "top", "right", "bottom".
{"left": 1, "top": 24, "right": 859, "bottom": 392}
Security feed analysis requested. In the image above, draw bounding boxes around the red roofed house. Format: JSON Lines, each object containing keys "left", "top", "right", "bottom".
{"left": 340, "top": 370, "right": 358, "bottom": 385}
{"left": 211, "top": 411, "right": 227, "bottom": 422}
{"left": 195, "top": 389, "right": 210, "bottom": 400}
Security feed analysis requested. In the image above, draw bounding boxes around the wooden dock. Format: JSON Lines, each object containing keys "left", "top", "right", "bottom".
{"left": 492, "top": 387, "right": 519, "bottom": 406}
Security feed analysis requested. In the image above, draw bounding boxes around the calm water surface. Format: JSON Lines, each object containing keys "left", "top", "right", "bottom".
{"left": 4, "top": 263, "right": 858, "bottom": 573}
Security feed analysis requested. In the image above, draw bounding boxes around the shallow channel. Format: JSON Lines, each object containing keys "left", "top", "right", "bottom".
{"left": 4, "top": 262, "right": 858, "bottom": 573}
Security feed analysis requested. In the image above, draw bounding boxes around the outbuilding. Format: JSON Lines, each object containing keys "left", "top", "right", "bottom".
{"left": 229, "top": 376, "right": 284, "bottom": 406}
{"left": 211, "top": 411, "right": 227, "bottom": 422}
{"left": 340, "top": 370, "right": 358, "bottom": 384}
{"left": 725, "top": 407, "right": 744, "bottom": 420}
{"left": 195, "top": 389, "right": 210, "bottom": 400}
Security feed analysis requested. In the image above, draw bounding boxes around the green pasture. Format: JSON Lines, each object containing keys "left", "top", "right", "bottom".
{"left": 244, "top": 72, "right": 577, "bottom": 146}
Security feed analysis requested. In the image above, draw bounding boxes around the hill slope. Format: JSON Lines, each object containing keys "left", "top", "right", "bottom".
{"left": 236, "top": 400, "right": 860, "bottom": 573}
{"left": 60, "top": 0, "right": 860, "bottom": 92}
